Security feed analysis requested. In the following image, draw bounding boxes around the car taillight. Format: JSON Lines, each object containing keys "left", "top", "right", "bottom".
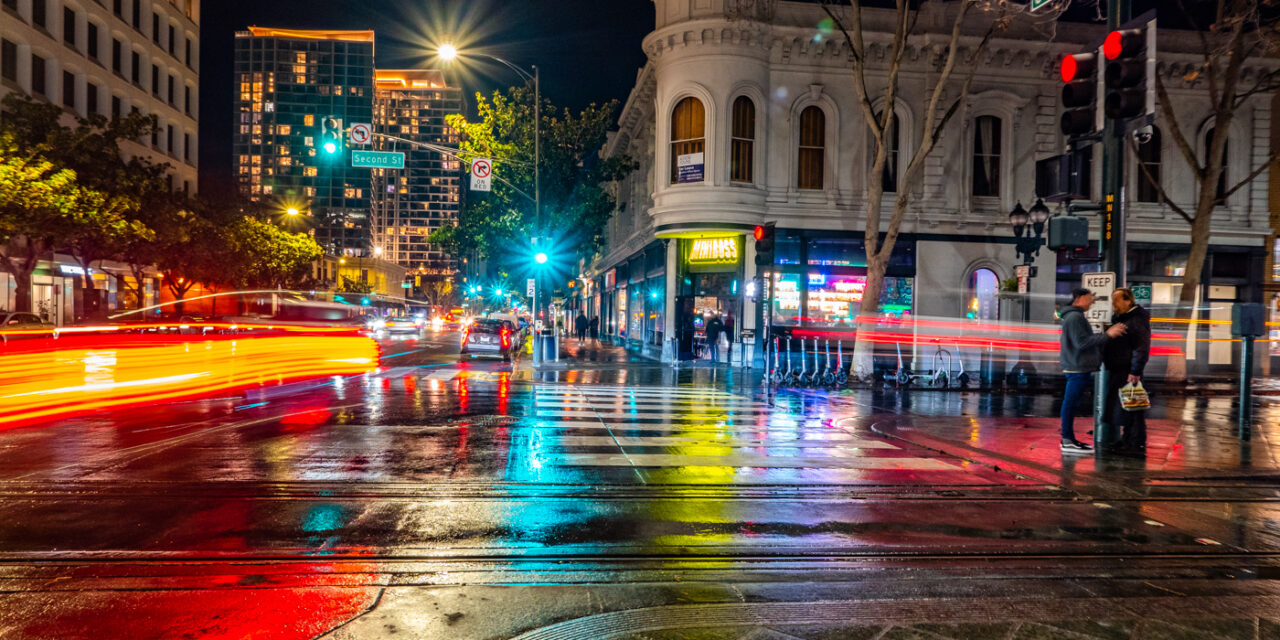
{"left": 501, "top": 327, "right": 510, "bottom": 349}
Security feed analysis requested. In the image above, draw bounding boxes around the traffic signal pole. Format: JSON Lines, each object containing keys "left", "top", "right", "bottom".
{"left": 1093, "top": 0, "right": 1133, "bottom": 448}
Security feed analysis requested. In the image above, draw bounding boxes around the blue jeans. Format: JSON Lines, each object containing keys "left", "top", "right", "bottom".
{"left": 1060, "top": 372, "right": 1092, "bottom": 441}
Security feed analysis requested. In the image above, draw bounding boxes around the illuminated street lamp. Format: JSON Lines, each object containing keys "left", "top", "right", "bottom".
{"left": 286, "top": 207, "right": 300, "bottom": 217}
{"left": 437, "top": 43, "right": 458, "bottom": 61}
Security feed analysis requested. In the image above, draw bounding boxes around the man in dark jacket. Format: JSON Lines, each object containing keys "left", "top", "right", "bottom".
{"left": 1103, "top": 288, "right": 1151, "bottom": 455}
{"left": 705, "top": 314, "right": 724, "bottom": 363}
{"left": 574, "top": 312, "right": 588, "bottom": 345}
{"left": 1059, "top": 288, "right": 1126, "bottom": 453}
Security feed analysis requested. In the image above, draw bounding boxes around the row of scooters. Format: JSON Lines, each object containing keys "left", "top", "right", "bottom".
{"left": 767, "top": 338, "right": 850, "bottom": 387}
{"left": 766, "top": 337, "right": 973, "bottom": 389}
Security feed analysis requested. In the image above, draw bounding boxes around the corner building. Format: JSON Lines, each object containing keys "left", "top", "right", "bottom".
{"left": 233, "top": 28, "right": 375, "bottom": 256}
{"left": 591, "top": 0, "right": 1276, "bottom": 375}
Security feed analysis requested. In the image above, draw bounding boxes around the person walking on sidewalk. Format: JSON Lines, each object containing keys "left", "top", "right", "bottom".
{"left": 705, "top": 314, "right": 724, "bottom": 363}
{"left": 589, "top": 316, "right": 600, "bottom": 343}
{"left": 723, "top": 313, "right": 735, "bottom": 365}
{"left": 1102, "top": 288, "right": 1151, "bottom": 456}
{"left": 1059, "top": 287, "right": 1126, "bottom": 454}
{"left": 574, "top": 312, "right": 589, "bottom": 346}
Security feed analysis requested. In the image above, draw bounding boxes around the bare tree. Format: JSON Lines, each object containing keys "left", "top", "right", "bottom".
{"left": 821, "top": 0, "right": 1029, "bottom": 379}
{"left": 1125, "top": 0, "right": 1280, "bottom": 380}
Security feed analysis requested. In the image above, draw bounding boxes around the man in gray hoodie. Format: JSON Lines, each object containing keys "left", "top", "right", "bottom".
{"left": 1059, "top": 287, "right": 1126, "bottom": 453}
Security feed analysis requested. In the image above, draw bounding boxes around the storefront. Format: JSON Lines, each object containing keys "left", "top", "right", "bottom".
{"left": 599, "top": 242, "right": 667, "bottom": 346}
{"left": 764, "top": 230, "right": 916, "bottom": 334}
{"left": 673, "top": 235, "right": 744, "bottom": 360}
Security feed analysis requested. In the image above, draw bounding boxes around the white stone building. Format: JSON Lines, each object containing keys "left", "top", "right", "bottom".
{"left": 586, "top": 0, "right": 1276, "bottom": 373}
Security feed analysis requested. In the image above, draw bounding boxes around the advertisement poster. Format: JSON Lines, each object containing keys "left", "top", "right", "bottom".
{"left": 676, "top": 152, "right": 704, "bottom": 183}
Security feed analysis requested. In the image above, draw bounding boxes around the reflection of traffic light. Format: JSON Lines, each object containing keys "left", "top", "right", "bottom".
{"left": 320, "top": 116, "right": 342, "bottom": 155}
{"left": 753, "top": 222, "right": 775, "bottom": 267}
{"left": 360, "top": 297, "right": 370, "bottom": 306}
{"left": 1103, "top": 24, "right": 1154, "bottom": 120}
{"left": 1059, "top": 52, "right": 1101, "bottom": 137}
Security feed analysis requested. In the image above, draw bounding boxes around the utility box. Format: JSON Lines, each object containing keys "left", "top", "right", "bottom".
{"left": 1048, "top": 215, "right": 1090, "bottom": 251}
{"left": 1232, "top": 302, "right": 1266, "bottom": 337}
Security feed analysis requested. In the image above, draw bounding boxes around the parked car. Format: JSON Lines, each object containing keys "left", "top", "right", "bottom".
{"left": 0, "top": 312, "right": 56, "bottom": 345}
{"left": 460, "top": 318, "right": 521, "bottom": 361}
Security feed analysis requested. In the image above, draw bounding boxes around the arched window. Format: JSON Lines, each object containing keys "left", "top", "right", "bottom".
{"left": 797, "top": 106, "right": 825, "bottom": 190}
{"left": 966, "top": 268, "right": 1000, "bottom": 321}
{"left": 730, "top": 96, "right": 755, "bottom": 183}
{"left": 670, "top": 97, "right": 705, "bottom": 184}
{"left": 1136, "top": 126, "right": 1162, "bottom": 203}
{"left": 877, "top": 112, "right": 900, "bottom": 193}
{"left": 971, "top": 115, "right": 1002, "bottom": 197}
{"left": 1206, "top": 126, "right": 1229, "bottom": 204}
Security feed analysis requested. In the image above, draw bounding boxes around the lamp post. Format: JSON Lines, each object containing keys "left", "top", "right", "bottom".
{"left": 437, "top": 44, "right": 544, "bottom": 362}
{"left": 1010, "top": 199, "right": 1050, "bottom": 324}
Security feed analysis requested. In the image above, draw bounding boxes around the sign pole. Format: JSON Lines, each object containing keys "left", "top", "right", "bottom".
{"left": 1094, "top": 0, "right": 1132, "bottom": 449}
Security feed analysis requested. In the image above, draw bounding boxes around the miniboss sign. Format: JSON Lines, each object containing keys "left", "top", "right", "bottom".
{"left": 688, "top": 237, "right": 739, "bottom": 264}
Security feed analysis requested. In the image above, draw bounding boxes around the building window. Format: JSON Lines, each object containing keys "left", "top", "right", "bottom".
{"left": 151, "top": 64, "right": 158, "bottom": 95}
{"left": 184, "top": 85, "right": 190, "bottom": 114}
{"left": 131, "top": 0, "right": 140, "bottom": 30}
{"left": 113, "top": 0, "right": 122, "bottom": 17}
{"left": 183, "top": 132, "right": 189, "bottom": 162}
{"left": 111, "top": 95, "right": 120, "bottom": 120}
{"left": 1, "top": 40, "right": 16, "bottom": 83}
{"left": 966, "top": 268, "right": 1000, "bottom": 321}
{"left": 167, "top": 73, "right": 174, "bottom": 104}
{"left": 1, "top": 0, "right": 16, "bottom": 13}
{"left": 131, "top": 51, "right": 140, "bottom": 84}
{"left": 797, "top": 106, "right": 825, "bottom": 190}
{"left": 88, "top": 23, "right": 99, "bottom": 60}
{"left": 972, "top": 115, "right": 1002, "bottom": 197}
{"left": 33, "top": 0, "right": 47, "bottom": 29}
{"left": 64, "top": 7, "right": 77, "bottom": 46}
{"left": 168, "top": 25, "right": 175, "bottom": 56}
{"left": 166, "top": 125, "right": 173, "bottom": 152}
{"left": 879, "top": 112, "right": 900, "bottom": 193}
{"left": 151, "top": 14, "right": 159, "bottom": 44}
{"left": 87, "top": 83, "right": 98, "bottom": 114}
{"left": 730, "top": 96, "right": 754, "bottom": 183}
{"left": 62, "top": 71, "right": 75, "bottom": 108}
{"left": 1136, "top": 126, "right": 1162, "bottom": 203}
{"left": 31, "top": 55, "right": 46, "bottom": 95}
{"left": 1207, "top": 126, "right": 1229, "bottom": 204}
{"left": 112, "top": 39, "right": 122, "bottom": 73}
{"left": 669, "top": 96, "right": 705, "bottom": 184}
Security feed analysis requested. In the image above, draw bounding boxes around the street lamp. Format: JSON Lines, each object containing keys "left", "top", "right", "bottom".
{"left": 438, "top": 42, "right": 547, "bottom": 362}
{"left": 286, "top": 207, "right": 300, "bottom": 217}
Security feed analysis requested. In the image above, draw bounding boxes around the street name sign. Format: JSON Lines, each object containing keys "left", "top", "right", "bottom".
{"left": 349, "top": 123, "right": 372, "bottom": 145}
{"left": 471, "top": 158, "right": 492, "bottom": 192}
{"left": 1081, "top": 271, "right": 1116, "bottom": 330}
{"left": 351, "top": 150, "right": 405, "bottom": 169}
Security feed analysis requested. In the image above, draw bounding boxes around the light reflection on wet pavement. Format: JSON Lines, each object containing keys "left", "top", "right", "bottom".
{"left": 0, "top": 333, "right": 1277, "bottom": 639}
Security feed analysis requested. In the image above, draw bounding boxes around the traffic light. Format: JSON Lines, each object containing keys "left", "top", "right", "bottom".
{"left": 320, "top": 116, "right": 342, "bottom": 155}
{"left": 1102, "top": 23, "right": 1154, "bottom": 120}
{"left": 1059, "top": 52, "right": 1101, "bottom": 137}
{"left": 753, "top": 222, "right": 775, "bottom": 267}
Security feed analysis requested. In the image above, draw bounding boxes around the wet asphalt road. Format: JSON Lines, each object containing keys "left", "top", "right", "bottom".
{"left": 0, "top": 330, "right": 1278, "bottom": 639}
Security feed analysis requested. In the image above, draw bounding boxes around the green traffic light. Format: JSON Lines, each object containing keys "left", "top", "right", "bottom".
{"left": 534, "top": 252, "right": 548, "bottom": 264}
{"left": 323, "top": 141, "right": 338, "bottom": 154}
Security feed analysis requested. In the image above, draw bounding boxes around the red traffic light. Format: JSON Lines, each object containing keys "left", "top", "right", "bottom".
{"left": 754, "top": 225, "right": 765, "bottom": 241}
{"left": 1061, "top": 55, "right": 1077, "bottom": 82}
{"left": 1103, "top": 31, "right": 1122, "bottom": 59}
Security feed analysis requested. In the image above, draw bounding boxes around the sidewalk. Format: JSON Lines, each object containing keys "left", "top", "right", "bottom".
{"left": 542, "top": 336, "right": 662, "bottom": 367}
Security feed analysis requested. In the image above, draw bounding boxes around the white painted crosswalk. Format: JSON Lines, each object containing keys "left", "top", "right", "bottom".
{"left": 524, "top": 385, "right": 964, "bottom": 475}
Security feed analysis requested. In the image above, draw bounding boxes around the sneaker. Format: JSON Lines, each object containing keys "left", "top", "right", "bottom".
{"left": 1061, "top": 439, "right": 1093, "bottom": 454}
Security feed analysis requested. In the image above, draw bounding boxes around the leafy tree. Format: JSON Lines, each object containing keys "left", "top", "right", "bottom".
{"left": 433, "top": 86, "right": 635, "bottom": 268}
{"left": 1, "top": 94, "right": 164, "bottom": 314}
{"left": 226, "top": 217, "right": 323, "bottom": 290}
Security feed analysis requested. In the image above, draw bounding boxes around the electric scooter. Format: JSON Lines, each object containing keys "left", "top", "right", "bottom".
{"left": 782, "top": 337, "right": 796, "bottom": 386}
{"left": 796, "top": 338, "right": 810, "bottom": 385}
{"left": 821, "top": 340, "right": 835, "bottom": 386}
{"left": 835, "top": 341, "right": 848, "bottom": 385}
{"left": 770, "top": 337, "right": 783, "bottom": 384}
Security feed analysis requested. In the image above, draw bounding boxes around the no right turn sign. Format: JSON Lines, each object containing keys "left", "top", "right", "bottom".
{"left": 470, "top": 158, "right": 492, "bottom": 192}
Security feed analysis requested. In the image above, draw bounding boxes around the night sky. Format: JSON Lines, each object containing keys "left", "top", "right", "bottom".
{"left": 198, "top": 0, "right": 653, "bottom": 193}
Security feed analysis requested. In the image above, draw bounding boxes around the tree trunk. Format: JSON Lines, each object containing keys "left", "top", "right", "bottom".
{"left": 72, "top": 256, "right": 101, "bottom": 320}
{"left": 2, "top": 237, "right": 43, "bottom": 313}
{"left": 1165, "top": 196, "right": 1217, "bottom": 382}
{"left": 12, "top": 269, "right": 33, "bottom": 314}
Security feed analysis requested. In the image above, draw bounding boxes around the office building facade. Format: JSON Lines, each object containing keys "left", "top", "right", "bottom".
{"left": 232, "top": 27, "right": 374, "bottom": 256}
{"left": 372, "top": 69, "right": 461, "bottom": 276}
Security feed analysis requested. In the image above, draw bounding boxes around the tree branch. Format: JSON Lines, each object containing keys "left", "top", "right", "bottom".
{"left": 1124, "top": 136, "right": 1195, "bottom": 224}
{"left": 1155, "top": 74, "right": 1204, "bottom": 179}
{"left": 1221, "top": 150, "right": 1277, "bottom": 200}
